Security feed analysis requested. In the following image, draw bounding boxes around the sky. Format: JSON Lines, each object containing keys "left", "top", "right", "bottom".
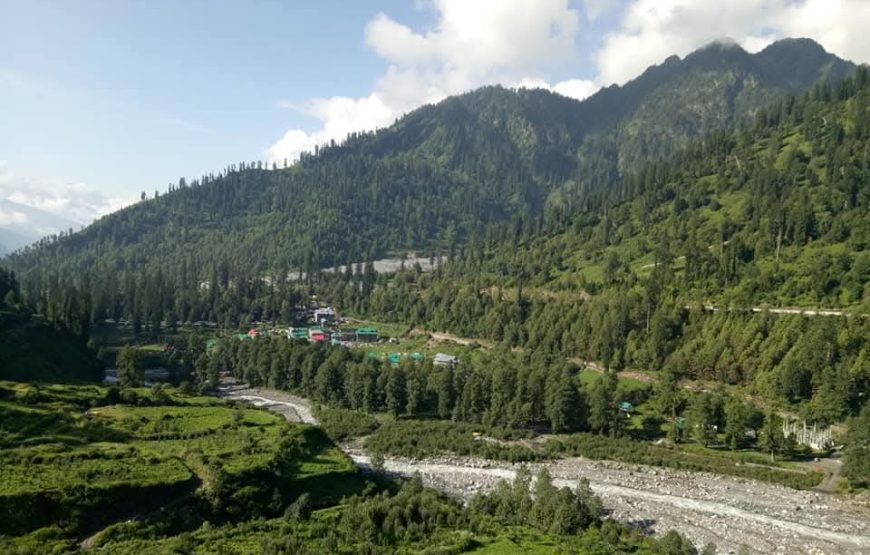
{"left": 2, "top": 0, "right": 870, "bottom": 234}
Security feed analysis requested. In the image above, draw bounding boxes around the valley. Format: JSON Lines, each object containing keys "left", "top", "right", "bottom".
{"left": 221, "top": 383, "right": 870, "bottom": 555}
{"left": 2, "top": 32, "right": 870, "bottom": 554}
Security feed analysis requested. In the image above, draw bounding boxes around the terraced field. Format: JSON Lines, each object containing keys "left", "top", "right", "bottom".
{"left": 0, "top": 381, "right": 361, "bottom": 553}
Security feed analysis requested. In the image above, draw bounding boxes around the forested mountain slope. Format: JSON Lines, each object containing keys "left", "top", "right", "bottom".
{"left": 2, "top": 39, "right": 853, "bottom": 324}
{"left": 330, "top": 68, "right": 870, "bottom": 422}
{"left": 452, "top": 68, "right": 870, "bottom": 310}
{"left": 0, "top": 269, "right": 103, "bottom": 383}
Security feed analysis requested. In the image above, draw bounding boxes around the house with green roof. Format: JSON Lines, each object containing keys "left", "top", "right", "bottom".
{"left": 356, "top": 327, "right": 379, "bottom": 342}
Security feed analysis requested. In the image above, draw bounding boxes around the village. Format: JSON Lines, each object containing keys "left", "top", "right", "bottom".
{"left": 216, "top": 305, "right": 461, "bottom": 368}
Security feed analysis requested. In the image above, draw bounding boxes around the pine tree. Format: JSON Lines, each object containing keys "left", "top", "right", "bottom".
{"left": 689, "top": 393, "right": 717, "bottom": 447}
{"left": 762, "top": 411, "right": 785, "bottom": 462}
{"left": 385, "top": 366, "right": 406, "bottom": 416}
{"left": 588, "top": 371, "right": 618, "bottom": 436}
{"left": 117, "top": 345, "right": 145, "bottom": 388}
{"left": 723, "top": 398, "right": 747, "bottom": 450}
{"left": 545, "top": 366, "right": 586, "bottom": 432}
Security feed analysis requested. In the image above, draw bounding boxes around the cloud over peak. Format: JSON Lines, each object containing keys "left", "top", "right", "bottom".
{"left": 268, "top": 0, "right": 870, "bottom": 166}
{"left": 268, "top": 0, "right": 596, "bottom": 164}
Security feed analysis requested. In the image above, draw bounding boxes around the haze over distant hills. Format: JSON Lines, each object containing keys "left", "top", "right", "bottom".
{"left": 0, "top": 199, "right": 81, "bottom": 255}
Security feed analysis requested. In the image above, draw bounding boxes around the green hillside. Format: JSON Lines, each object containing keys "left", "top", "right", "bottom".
{"left": 0, "top": 382, "right": 363, "bottom": 552}
{"left": 0, "top": 382, "right": 705, "bottom": 554}
{"left": 0, "top": 309, "right": 104, "bottom": 383}
{"left": 1, "top": 40, "right": 867, "bottom": 421}
{"left": 321, "top": 67, "right": 870, "bottom": 422}
{"left": 2, "top": 39, "right": 853, "bottom": 328}
{"left": 0, "top": 268, "right": 104, "bottom": 383}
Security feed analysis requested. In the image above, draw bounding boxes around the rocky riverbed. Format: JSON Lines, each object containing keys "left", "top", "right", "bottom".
{"left": 222, "top": 382, "right": 870, "bottom": 555}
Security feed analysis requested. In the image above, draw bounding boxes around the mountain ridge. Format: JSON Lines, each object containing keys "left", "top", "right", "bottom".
{"left": 1, "top": 38, "right": 860, "bottom": 325}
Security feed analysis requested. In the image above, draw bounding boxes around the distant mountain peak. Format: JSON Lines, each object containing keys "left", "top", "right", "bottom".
{"left": 705, "top": 36, "right": 743, "bottom": 50}
{"left": 762, "top": 37, "right": 827, "bottom": 53}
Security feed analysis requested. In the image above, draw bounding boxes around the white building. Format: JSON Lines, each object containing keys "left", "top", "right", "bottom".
{"left": 313, "top": 307, "right": 336, "bottom": 325}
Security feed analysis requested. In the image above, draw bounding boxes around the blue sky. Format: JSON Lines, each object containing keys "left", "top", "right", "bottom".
{"left": 0, "top": 1, "right": 435, "bottom": 200}
{"left": 1, "top": 0, "right": 869, "bottom": 232}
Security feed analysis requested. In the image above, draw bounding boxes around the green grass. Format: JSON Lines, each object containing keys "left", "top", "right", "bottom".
{"left": 344, "top": 317, "right": 411, "bottom": 338}
{"left": 91, "top": 405, "right": 280, "bottom": 438}
{"left": 545, "top": 433, "right": 823, "bottom": 489}
{"left": 0, "top": 381, "right": 365, "bottom": 540}
{"left": 366, "top": 419, "right": 540, "bottom": 462}
{"left": 0, "top": 456, "right": 192, "bottom": 496}
{"left": 313, "top": 405, "right": 380, "bottom": 441}
{"left": 577, "top": 369, "right": 650, "bottom": 396}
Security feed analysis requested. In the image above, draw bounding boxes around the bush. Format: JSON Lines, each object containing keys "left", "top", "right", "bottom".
{"left": 546, "top": 434, "right": 822, "bottom": 489}
{"left": 365, "top": 420, "right": 542, "bottom": 462}
{"left": 313, "top": 406, "right": 379, "bottom": 441}
{"left": 285, "top": 492, "right": 312, "bottom": 521}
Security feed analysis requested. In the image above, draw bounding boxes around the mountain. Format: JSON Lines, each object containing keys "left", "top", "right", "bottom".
{"left": 578, "top": 37, "right": 853, "bottom": 175}
{"left": 0, "top": 38, "right": 858, "bottom": 326}
{"left": 324, "top": 67, "right": 870, "bottom": 422}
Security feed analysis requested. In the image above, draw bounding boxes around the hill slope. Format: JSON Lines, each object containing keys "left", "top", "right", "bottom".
{"left": 332, "top": 67, "right": 870, "bottom": 421}
{"left": 0, "top": 268, "right": 103, "bottom": 383}
{"left": 4, "top": 39, "right": 852, "bottom": 276}
{"left": 0, "top": 309, "right": 104, "bottom": 382}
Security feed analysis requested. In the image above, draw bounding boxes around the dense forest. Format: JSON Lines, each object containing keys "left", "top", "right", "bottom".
{"left": 312, "top": 67, "right": 870, "bottom": 422}
{"left": 0, "top": 267, "right": 103, "bottom": 383}
{"left": 1, "top": 40, "right": 867, "bottom": 418}
{"left": 2, "top": 39, "right": 854, "bottom": 324}
{"left": 208, "top": 322, "right": 870, "bottom": 492}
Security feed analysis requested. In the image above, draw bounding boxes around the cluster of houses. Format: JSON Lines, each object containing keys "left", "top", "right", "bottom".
{"left": 364, "top": 351, "right": 459, "bottom": 367}
{"left": 225, "top": 306, "right": 380, "bottom": 345}
{"left": 289, "top": 326, "right": 380, "bottom": 345}
{"left": 215, "top": 305, "right": 461, "bottom": 367}
{"left": 232, "top": 324, "right": 380, "bottom": 345}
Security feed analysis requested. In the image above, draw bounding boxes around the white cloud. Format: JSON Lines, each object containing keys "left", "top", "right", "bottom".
{"left": 0, "top": 207, "right": 29, "bottom": 227}
{"left": 268, "top": 0, "right": 870, "bottom": 164}
{"left": 596, "top": 0, "right": 870, "bottom": 86}
{"left": 0, "top": 162, "right": 130, "bottom": 230}
{"left": 552, "top": 79, "right": 600, "bottom": 100}
{"left": 268, "top": 0, "right": 591, "bottom": 164}
{"left": 269, "top": 93, "right": 394, "bottom": 164}
{"left": 515, "top": 77, "right": 598, "bottom": 101}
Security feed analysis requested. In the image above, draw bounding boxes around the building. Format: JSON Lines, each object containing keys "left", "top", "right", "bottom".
{"left": 356, "top": 327, "right": 379, "bottom": 342}
{"left": 308, "top": 327, "right": 328, "bottom": 342}
{"left": 433, "top": 353, "right": 459, "bottom": 366}
{"left": 313, "top": 307, "right": 336, "bottom": 326}
{"left": 288, "top": 327, "right": 308, "bottom": 340}
{"left": 335, "top": 329, "right": 357, "bottom": 342}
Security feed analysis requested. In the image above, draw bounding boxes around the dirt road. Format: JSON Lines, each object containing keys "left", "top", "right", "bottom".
{"left": 224, "top": 384, "right": 870, "bottom": 555}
